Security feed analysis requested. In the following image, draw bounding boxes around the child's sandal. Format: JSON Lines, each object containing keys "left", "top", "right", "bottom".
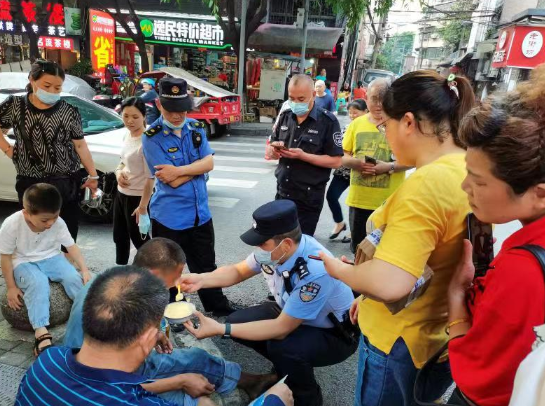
{"left": 33, "top": 333, "right": 53, "bottom": 357}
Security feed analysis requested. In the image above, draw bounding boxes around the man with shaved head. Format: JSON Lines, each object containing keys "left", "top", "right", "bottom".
{"left": 266, "top": 74, "right": 343, "bottom": 236}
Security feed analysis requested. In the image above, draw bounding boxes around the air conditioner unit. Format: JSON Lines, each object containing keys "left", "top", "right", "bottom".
{"left": 488, "top": 68, "right": 499, "bottom": 78}
{"left": 431, "top": 33, "right": 439, "bottom": 39}
{"left": 296, "top": 8, "right": 305, "bottom": 28}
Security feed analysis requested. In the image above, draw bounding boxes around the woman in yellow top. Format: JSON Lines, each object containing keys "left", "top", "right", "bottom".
{"left": 320, "top": 70, "right": 475, "bottom": 406}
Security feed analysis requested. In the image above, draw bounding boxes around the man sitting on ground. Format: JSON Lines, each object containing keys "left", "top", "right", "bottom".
{"left": 63, "top": 238, "right": 276, "bottom": 405}
{"left": 17, "top": 266, "right": 293, "bottom": 406}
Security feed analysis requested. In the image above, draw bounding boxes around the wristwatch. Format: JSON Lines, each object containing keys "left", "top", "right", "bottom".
{"left": 388, "top": 162, "right": 395, "bottom": 175}
{"left": 222, "top": 323, "right": 232, "bottom": 339}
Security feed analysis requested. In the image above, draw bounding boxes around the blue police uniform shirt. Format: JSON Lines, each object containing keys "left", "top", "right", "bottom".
{"left": 15, "top": 346, "right": 177, "bottom": 406}
{"left": 142, "top": 117, "right": 214, "bottom": 231}
{"left": 246, "top": 235, "right": 353, "bottom": 328}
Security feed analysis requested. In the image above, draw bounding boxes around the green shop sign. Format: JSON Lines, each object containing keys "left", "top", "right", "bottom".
{"left": 116, "top": 18, "right": 231, "bottom": 50}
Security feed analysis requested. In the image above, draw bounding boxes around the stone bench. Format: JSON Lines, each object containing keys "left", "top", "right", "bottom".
{"left": 0, "top": 281, "right": 73, "bottom": 332}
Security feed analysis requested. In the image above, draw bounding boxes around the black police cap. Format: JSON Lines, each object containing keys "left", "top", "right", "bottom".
{"left": 240, "top": 200, "right": 300, "bottom": 246}
{"left": 158, "top": 77, "right": 193, "bottom": 112}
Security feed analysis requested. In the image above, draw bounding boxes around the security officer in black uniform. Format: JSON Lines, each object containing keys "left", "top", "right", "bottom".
{"left": 178, "top": 200, "right": 358, "bottom": 406}
{"left": 266, "top": 74, "right": 343, "bottom": 236}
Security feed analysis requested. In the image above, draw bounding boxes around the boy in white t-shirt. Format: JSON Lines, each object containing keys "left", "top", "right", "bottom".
{"left": 0, "top": 183, "right": 90, "bottom": 356}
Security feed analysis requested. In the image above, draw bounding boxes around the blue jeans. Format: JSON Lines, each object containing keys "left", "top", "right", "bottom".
{"left": 355, "top": 335, "right": 452, "bottom": 406}
{"left": 137, "top": 347, "right": 241, "bottom": 406}
{"left": 14, "top": 254, "right": 83, "bottom": 330}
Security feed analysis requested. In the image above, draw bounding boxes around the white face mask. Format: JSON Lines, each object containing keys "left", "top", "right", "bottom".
{"left": 253, "top": 239, "right": 286, "bottom": 267}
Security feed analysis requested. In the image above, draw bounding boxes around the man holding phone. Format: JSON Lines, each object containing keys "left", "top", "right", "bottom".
{"left": 341, "top": 78, "right": 410, "bottom": 253}
{"left": 266, "top": 74, "right": 343, "bottom": 236}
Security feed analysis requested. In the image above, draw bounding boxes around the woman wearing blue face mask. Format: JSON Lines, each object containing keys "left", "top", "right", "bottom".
{"left": 113, "top": 97, "right": 154, "bottom": 265}
{"left": 0, "top": 60, "right": 98, "bottom": 243}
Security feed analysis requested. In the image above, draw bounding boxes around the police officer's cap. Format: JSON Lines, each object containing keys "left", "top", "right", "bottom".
{"left": 158, "top": 77, "right": 193, "bottom": 113}
{"left": 240, "top": 200, "right": 299, "bottom": 246}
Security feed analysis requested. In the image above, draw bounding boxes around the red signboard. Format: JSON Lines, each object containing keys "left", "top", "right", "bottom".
{"left": 89, "top": 9, "right": 115, "bottom": 77}
{"left": 38, "top": 36, "right": 73, "bottom": 50}
{"left": 492, "top": 25, "right": 545, "bottom": 69}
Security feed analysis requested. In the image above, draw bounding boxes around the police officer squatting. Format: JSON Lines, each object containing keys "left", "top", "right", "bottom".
{"left": 178, "top": 200, "right": 359, "bottom": 406}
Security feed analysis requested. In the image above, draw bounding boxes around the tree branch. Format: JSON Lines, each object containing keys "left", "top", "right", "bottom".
{"left": 247, "top": 0, "right": 267, "bottom": 36}
{"left": 366, "top": 5, "right": 379, "bottom": 37}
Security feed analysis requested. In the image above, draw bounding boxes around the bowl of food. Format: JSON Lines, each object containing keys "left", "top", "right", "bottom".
{"left": 164, "top": 301, "right": 196, "bottom": 324}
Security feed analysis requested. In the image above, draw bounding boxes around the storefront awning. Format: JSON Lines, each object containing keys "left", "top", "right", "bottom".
{"left": 248, "top": 23, "right": 343, "bottom": 54}
{"left": 159, "top": 67, "right": 236, "bottom": 98}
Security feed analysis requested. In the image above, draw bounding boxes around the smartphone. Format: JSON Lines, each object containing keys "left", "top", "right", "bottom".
{"left": 467, "top": 213, "right": 494, "bottom": 278}
{"left": 364, "top": 155, "right": 377, "bottom": 165}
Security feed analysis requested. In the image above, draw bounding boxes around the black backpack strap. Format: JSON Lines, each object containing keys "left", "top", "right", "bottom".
{"left": 514, "top": 244, "right": 545, "bottom": 321}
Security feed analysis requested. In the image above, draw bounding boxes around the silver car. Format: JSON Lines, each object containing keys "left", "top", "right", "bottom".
{"left": 0, "top": 90, "right": 125, "bottom": 222}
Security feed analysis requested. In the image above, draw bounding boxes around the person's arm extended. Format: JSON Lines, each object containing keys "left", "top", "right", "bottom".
{"left": 320, "top": 254, "right": 417, "bottom": 303}
{"left": 72, "top": 138, "right": 98, "bottom": 177}
{"left": 342, "top": 151, "right": 362, "bottom": 170}
{"left": 1, "top": 254, "right": 23, "bottom": 309}
{"left": 65, "top": 245, "right": 91, "bottom": 284}
{"left": 179, "top": 260, "right": 257, "bottom": 292}
{"left": 0, "top": 132, "right": 13, "bottom": 159}
{"left": 186, "top": 310, "right": 303, "bottom": 341}
{"left": 141, "top": 374, "right": 214, "bottom": 396}
{"left": 138, "top": 178, "right": 155, "bottom": 211}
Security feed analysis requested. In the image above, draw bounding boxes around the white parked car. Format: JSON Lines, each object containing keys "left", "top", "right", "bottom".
{"left": 0, "top": 90, "right": 125, "bottom": 222}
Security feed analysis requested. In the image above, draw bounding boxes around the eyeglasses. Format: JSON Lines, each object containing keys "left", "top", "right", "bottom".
{"left": 376, "top": 118, "right": 391, "bottom": 135}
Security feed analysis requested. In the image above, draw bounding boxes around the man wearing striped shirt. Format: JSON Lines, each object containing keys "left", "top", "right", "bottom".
{"left": 15, "top": 266, "right": 188, "bottom": 406}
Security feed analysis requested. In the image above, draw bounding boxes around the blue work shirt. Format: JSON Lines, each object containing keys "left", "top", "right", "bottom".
{"left": 15, "top": 346, "right": 176, "bottom": 406}
{"left": 314, "top": 93, "right": 336, "bottom": 113}
{"left": 246, "top": 235, "right": 353, "bottom": 328}
{"left": 142, "top": 117, "right": 214, "bottom": 231}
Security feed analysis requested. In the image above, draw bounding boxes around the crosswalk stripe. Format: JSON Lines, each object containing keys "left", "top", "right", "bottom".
{"left": 210, "top": 141, "right": 266, "bottom": 147}
{"left": 208, "top": 196, "right": 240, "bottom": 208}
{"left": 214, "top": 165, "right": 272, "bottom": 174}
{"left": 214, "top": 155, "right": 277, "bottom": 164}
{"left": 212, "top": 146, "right": 264, "bottom": 154}
{"left": 207, "top": 178, "right": 258, "bottom": 188}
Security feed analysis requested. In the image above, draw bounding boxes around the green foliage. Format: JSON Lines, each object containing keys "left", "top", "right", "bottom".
{"left": 325, "top": 0, "right": 393, "bottom": 30}
{"left": 375, "top": 32, "right": 414, "bottom": 74}
{"left": 438, "top": 0, "right": 474, "bottom": 50}
{"left": 67, "top": 58, "right": 93, "bottom": 78}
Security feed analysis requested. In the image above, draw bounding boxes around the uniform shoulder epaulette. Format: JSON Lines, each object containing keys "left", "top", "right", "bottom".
{"left": 144, "top": 124, "right": 162, "bottom": 137}
{"left": 321, "top": 109, "right": 336, "bottom": 121}
{"left": 189, "top": 120, "right": 205, "bottom": 129}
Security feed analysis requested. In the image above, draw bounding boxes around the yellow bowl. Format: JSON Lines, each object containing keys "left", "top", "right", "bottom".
{"left": 164, "top": 302, "right": 196, "bottom": 324}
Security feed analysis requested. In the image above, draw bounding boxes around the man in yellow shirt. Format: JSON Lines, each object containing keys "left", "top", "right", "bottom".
{"left": 341, "top": 78, "right": 409, "bottom": 253}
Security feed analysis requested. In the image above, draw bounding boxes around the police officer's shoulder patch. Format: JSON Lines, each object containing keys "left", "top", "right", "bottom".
{"left": 333, "top": 131, "right": 343, "bottom": 147}
{"left": 321, "top": 109, "right": 337, "bottom": 121}
{"left": 145, "top": 124, "right": 162, "bottom": 137}
{"left": 190, "top": 120, "right": 205, "bottom": 129}
{"left": 299, "top": 282, "right": 321, "bottom": 302}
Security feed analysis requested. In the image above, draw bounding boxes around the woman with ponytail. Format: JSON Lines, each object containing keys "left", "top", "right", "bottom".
{"left": 445, "top": 65, "right": 545, "bottom": 406}
{"left": 320, "top": 70, "right": 475, "bottom": 405}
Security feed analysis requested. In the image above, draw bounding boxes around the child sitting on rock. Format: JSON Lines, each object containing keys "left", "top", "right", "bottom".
{"left": 0, "top": 183, "right": 90, "bottom": 356}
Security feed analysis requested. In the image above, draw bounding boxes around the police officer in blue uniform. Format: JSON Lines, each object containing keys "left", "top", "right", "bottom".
{"left": 266, "top": 74, "right": 343, "bottom": 236}
{"left": 179, "top": 200, "right": 358, "bottom": 406}
{"left": 142, "top": 77, "right": 235, "bottom": 316}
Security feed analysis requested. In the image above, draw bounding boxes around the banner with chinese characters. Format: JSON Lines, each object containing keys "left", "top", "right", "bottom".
{"left": 38, "top": 36, "right": 73, "bottom": 50}
{"left": 492, "top": 25, "right": 545, "bottom": 69}
{"left": 115, "top": 17, "right": 229, "bottom": 49}
{"left": 89, "top": 9, "right": 115, "bottom": 77}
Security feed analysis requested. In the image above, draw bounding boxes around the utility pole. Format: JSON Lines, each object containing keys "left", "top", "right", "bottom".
{"left": 300, "top": 0, "right": 310, "bottom": 73}
{"left": 237, "top": 0, "right": 248, "bottom": 117}
{"left": 371, "top": 13, "right": 388, "bottom": 68}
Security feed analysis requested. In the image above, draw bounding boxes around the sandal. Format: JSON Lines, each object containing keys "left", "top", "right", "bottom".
{"left": 34, "top": 333, "right": 53, "bottom": 357}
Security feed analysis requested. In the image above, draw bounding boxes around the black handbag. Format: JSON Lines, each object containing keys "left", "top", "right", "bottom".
{"left": 414, "top": 244, "right": 545, "bottom": 406}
